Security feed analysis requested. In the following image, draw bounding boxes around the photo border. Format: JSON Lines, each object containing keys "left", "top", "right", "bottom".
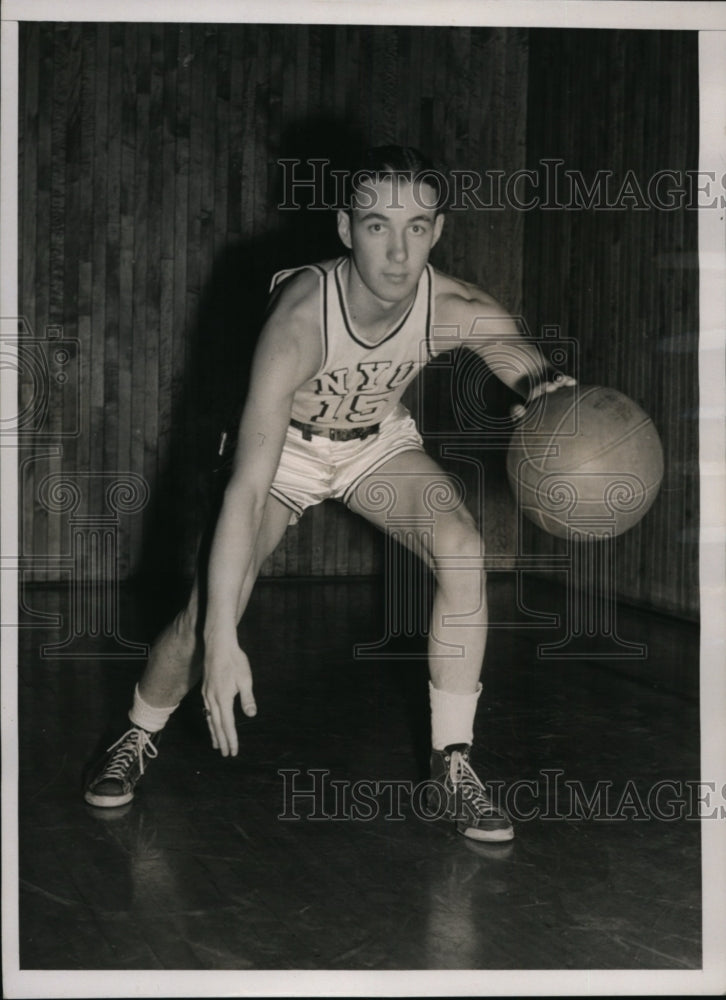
{"left": 2, "top": 2, "right": 724, "bottom": 996}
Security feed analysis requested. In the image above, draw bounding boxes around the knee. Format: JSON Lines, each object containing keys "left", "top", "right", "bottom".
{"left": 434, "top": 514, "right": 485, "bottom": 563}
{"left": 430, "top": 516, "right": 486, "bottom": 588}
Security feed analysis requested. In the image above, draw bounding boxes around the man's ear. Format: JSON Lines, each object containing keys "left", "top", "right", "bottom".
{"left": 431, "top": 212, "right": 445, "bottom": 248}
{"left": 337, "top": 209, "right": 353, "bottom": 249}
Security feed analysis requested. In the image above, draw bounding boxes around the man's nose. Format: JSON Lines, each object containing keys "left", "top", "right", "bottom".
{"left": 388, "top": 233, "right": 408, "bottom": 261}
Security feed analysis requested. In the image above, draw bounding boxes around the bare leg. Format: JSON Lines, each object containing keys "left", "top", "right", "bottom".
{"left": 348, "top": 449, "right": 514, "bottom": 841}
{"left": 427, "top": 553, "right": 487, "bottom": 695}
{"left": 349, "top": 449, "right": 486, "bottom": 695}
{"left": 138, "top": 494, "right": 293, "bottom": 708}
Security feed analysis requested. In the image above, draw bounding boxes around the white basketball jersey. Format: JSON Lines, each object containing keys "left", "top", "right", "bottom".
{"left": 269, "top": 256, "right": 435, "bottom": 427}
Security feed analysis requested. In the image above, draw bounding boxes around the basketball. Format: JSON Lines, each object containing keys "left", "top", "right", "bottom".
{"left": 506, "top": 384, "right": 664, "bottom": 539}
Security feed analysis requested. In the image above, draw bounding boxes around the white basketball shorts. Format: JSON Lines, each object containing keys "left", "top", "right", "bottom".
{"left": 269, "top": 403, "right": 425, "bottom": 524}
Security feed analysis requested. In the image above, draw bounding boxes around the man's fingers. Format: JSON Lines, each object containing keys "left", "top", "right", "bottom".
{"left": 547, "top": 373, "right": 577, "bottom": 390}
{"left": 529, "top": 374, "right": 577, "bottom": 402}
{"left": 544, "top": 374, "right": 576, "bottom": 392}
{"left": 203, "top": 707, "right": 220, "bottom": 751}
{"left": 239, "top": 680, "right": 257, "bottom": 718}
{"left": 201, "top": 690, "right": 220, "bottom": 751}
{"left": 511, "top": 374, "right": 577, "bottom": 422}
{"left": 219, "top": 700, "right": 239, "bottom": 757}
{"left": 202, "top": 651, "right": 256, "bottom": 757}
{"left": 208, "top": 702, "right": 230, "bottom": 757}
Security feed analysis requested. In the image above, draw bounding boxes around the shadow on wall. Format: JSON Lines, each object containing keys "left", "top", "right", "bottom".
{"left": 134, "top": 117, "right": 366, "bottom": 622}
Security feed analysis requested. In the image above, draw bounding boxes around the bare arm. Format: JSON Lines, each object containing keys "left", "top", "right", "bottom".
{"left": 201, "top": 269, "right": 322, "bottom": 755}
{"left": 433, "top": 274, "right": 576, "bottom": 416}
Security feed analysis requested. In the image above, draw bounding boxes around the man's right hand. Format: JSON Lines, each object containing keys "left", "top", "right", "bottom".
{"left": 201, "top": 641, "right": 257, "bottom": 757}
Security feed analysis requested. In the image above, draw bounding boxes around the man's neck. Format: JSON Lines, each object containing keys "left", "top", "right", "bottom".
{"left": 342, "top": 257, "right": 417, "bottom": 340}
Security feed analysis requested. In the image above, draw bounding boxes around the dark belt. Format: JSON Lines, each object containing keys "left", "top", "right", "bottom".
{"left": 290, "top": 418, "right": 380, "bottom": 442}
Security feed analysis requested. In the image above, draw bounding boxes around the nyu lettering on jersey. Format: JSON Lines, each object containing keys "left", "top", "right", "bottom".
{"left": 269, "top": 257, "right": 436, "bottom": 427}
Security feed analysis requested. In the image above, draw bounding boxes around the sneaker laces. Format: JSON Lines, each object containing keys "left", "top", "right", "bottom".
{"left": 103, "top": 727, "right": 158, "bottom": 780}
{"left": 448, "top": 749, "right": 497, "bottom": 814}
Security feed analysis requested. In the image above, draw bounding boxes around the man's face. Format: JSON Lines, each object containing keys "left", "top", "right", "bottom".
{"left": 336, "top": 177, "right": 445, "bottom": 304}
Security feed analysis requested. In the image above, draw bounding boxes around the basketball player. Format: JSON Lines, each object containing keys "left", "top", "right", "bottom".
{"left": 84, "top": 147, "right": 575, "bottom": 842}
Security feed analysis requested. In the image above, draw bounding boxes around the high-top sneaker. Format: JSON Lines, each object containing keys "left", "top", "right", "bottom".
{"left": 429, "top": 743, "right": 513, "bottom": 842}
{"left": 84, "top": 726, "right": 160, "bottom": 808}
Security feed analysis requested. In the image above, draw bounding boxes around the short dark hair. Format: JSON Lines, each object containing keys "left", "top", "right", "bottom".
{"left": 346, "top": 145, "right": 448, "bottom": 214}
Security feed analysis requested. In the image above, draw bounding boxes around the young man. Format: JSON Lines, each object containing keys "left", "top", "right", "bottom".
{"left": 84, "top": 147, "right": 574, "bottom": 842}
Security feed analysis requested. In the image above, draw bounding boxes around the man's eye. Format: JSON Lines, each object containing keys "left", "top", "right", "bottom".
{"left": 369, "top": 223, "right": 383, "bottom": 233}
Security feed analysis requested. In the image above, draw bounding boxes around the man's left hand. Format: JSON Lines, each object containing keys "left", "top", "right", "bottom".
{"left": 510, "top": 372, "right": 578, "bottom": 422}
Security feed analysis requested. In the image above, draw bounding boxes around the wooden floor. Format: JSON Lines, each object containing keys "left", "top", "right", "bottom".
{"left": 16, "top": 575, "right": 701, "bottom": 972}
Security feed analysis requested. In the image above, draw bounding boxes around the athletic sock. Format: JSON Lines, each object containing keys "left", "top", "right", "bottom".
{"left": 429, "top": 680, "right": 482, "bottom": 751}
{"left": 128, "top": 683, "right": 179, "bottom": 734}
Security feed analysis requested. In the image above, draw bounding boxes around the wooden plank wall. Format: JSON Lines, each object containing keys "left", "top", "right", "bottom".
{"left": 523, "top": 30, "right": 699, "bottom": 619}
{"left": 18, "top": 23, "right": 529, "bottom": 584}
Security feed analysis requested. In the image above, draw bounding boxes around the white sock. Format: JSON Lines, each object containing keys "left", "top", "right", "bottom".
{"left": 128, "top": 683, "right": 179, "bottom": 733}
{"left": 429, "top": 681, "right": 482, "bottom": 751}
